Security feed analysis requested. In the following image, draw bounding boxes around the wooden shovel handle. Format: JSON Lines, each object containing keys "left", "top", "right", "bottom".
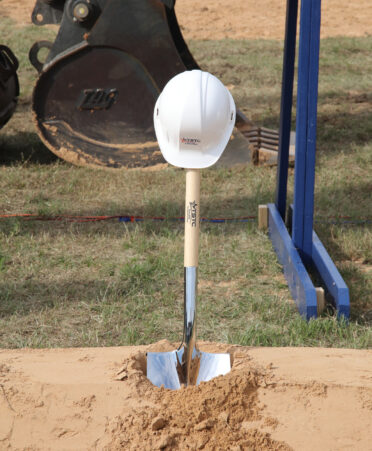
{"left": 184, "top": 169, "right": 201, "bottom": 268}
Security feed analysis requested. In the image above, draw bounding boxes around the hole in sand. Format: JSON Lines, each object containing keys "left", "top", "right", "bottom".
{"left": 128, "top": 348, "right": 236, "bottom": 382}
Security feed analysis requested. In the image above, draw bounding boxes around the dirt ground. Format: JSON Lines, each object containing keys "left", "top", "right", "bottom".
{"left": 0, "top": 343, "right": 371, "bottom": 450}
{"left": 0, "top": 0, "right": 371, "bottom": 39}
{"left": 177, "top": 0, "right": 372, "bottom": 40}
{"left": 0, "top": 1, "right": 371, "bottom": 450}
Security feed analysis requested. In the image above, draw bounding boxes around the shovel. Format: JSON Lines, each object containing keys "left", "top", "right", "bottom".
{"left": 147, "top": 169, "right": 231, "bottom": 389}
{"left": 147, "top": 70, "right": 235, "bottom": 390}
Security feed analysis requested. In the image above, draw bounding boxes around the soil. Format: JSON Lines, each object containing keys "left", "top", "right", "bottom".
{"left": 177, "top": 0, "right": 372, "bottom": 40}
{"left": 0, "top": 0, "right": 371, "bottom": 39}
{"left": 0, "top": 343, "right": 371, "bottom": 450}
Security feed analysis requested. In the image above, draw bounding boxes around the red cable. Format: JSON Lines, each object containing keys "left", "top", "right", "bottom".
{"left": 0, "top": 213, "right": 370, "bottom": 223}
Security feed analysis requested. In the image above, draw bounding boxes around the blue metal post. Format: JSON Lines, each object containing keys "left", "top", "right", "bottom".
{"left": 292, "top": 0, "right": 321, "bottom": 265}
{"left": 268, "top": 0, "right": 350, "bottom": 319}
{"left": 275, "top": 0, "right": 298, "bottom": 219}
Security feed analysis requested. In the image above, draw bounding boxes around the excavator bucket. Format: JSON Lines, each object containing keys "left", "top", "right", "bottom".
{"left": 30, "top": 0, "right": 250, "bottom": 168}
{"left": 29, "top": 0, "right": 222, "bottom": 168}
{"left": 0, "top": 45, "right": 19, "bottom": 130}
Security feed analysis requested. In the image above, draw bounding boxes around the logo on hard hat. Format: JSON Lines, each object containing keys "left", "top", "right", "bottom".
{"left": 181, "top": 137, "right": 201, "bottom": 146}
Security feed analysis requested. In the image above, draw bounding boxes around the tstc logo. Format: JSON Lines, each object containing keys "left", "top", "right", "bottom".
{"left": 181, "top": 137, "right": 201, "bottom": 146}
{"left": 187, "top": 201, "right": 198, "bottom": 227}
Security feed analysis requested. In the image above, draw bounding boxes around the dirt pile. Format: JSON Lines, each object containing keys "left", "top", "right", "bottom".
{"left": 106, "top": 348, "right": 289, "bottom": 450}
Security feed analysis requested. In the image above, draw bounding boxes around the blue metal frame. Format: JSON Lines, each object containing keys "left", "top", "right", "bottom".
{"left": 275, "top": 0, "right": 298, "bottom": 219}
{"left": 269, "top": 0, "right": 350, "bottom": 319}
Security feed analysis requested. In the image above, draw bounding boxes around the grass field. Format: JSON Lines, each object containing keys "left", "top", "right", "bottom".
{"left": 0, "top": 19, "right": 371, "bottom": 349}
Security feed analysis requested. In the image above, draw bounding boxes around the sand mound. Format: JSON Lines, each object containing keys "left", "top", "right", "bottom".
{"left": 0, "top": 343, "right": 371, "bottom": 450}
{"left": 107, "top": 348, "right": 289, "bottom": 450}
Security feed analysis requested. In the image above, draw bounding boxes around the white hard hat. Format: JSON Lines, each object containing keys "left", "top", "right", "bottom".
{"left": 154, "top": 70, "right": 236, "bottom": 169}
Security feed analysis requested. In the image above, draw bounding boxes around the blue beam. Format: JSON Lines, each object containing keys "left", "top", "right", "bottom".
{"left": 292, "top": 0, "right": 321, "bottom": 265}
{"left": 275, "top": 0, "right": 299, "bottom": 219}
{"left": 268, "top": 204, "right": 317, "bottom": 319}
{"left": 312, "top": 231, "right": 350, "bottom": 318}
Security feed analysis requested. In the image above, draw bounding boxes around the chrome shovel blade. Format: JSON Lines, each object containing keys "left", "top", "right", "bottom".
{"left": 147, "top": 350, "right": 181, "bottom": 390}
{"left": 147, "top": 347, "right": 231, "bottom": 390}
{"left": 196, "top": 351, "right": 231, "bottom": 385}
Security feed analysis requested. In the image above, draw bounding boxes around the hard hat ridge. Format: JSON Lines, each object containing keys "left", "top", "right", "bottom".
{"left": 179, "top": 70, "right": 203, "bottom": 153}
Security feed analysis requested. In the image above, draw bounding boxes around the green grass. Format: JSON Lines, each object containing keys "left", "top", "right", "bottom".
{"left": 0, "top": 19, "right": 371, "bottom": 349}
